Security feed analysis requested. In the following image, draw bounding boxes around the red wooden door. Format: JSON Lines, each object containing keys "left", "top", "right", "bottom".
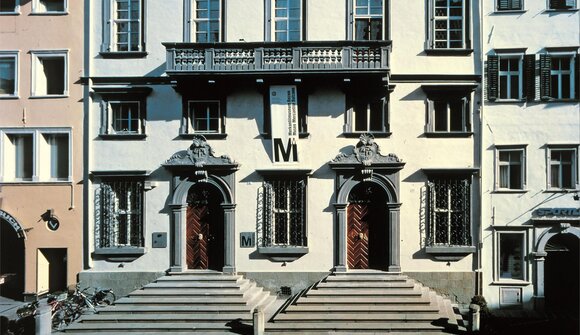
{"left": 347, "top": 203, "right": 370, "bottom": 269}
{"left": 186, "top": 204, "right": 210, "bottom": 269}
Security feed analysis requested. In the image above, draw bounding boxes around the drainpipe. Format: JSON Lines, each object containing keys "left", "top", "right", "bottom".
{"left": 476, "top": 0, "right": 485, "bottom": 296}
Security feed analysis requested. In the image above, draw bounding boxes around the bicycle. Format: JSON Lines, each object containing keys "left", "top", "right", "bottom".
{"left": 68, "top": 283, "right": 116, "bottom": 316}
{"left": 15, "top": 292, "right": 76, "bottom": 332}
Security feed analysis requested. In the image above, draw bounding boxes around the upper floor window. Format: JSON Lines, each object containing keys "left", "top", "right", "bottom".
{"left": 0, "top": 0, "right": 18, "bottom": 13}
{"left": 0, "top": 52, "right": 17, "bottom": 97}
{"left": 547, "top": 146, "right": 578, "bottom": 190}
{"left": 32, "top": 0, "right": 66, "bottom": 13}
{"left": 188, "top": 101, "right": 223, "bottom": 134}
{"left": 427, "top": 0, "right": 469, "bottom": 50}
{"left": 191, "top": 0, "right": 222, "bottom": 42}
{"left": 265, "top": 0, "right": 303, "bottom": 41}
{"left": 422, "top": 85, "right": 473, "bottom": 136}
{"left": 344, "top": 86, "right": 389, "bottom": 136}
{"left": 31, "top": 50, "right": 68, "bottom": 97}
{"left": 1, "top": 129, "right": 71, "bottom": 182}
{"left": 540, "top": 53, "right": 577, "bottom": 100}
{"left": 496, "top": 146, "right": 526, "bottom": 190}
{"left": 354, "top": 0, "right": 383, "bottom": 40}
{"left": 94, "top": 179, "right": 144, "bottom": 249}
{"left": 497, "top": 0, "right": 523, "bottom": 11}
{"left": 427, "top": 176, "right": 472, "bottom": 247}
{"left": 95, "top": 86, "right": 151, "bottom": 138}
{"left": 101, "top": 0, "right": 145, "bottom": 55}
{"left": 548, "top": 0, "right": 576, "bottom": 9}
{"left": 487, "top": 53, "right": 530, "bottom": 101}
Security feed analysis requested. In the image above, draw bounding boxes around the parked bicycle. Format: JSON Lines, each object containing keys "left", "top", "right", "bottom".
{"left": 68, "top": 283, "right": 116, "bottom": 314}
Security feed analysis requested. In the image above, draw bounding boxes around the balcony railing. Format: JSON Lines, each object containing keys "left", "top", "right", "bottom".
{"left": 164, "top": 41, "right": 390, "bottom": 74}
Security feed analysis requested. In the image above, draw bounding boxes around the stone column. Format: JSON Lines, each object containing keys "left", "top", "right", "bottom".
{"left": 334, "top": 203, "right": 347, "bottom": 272}
{"left": 532, "top": 251, "right": 547, "bottom": 311}
{"left": 222, "top": 203, "right": 236, "bottom": 274}
{"left": 387, "top": 204, "right": 401, "bottom": 272}
{"left": 169, "top": 204, "right": 187, "bottom": 273}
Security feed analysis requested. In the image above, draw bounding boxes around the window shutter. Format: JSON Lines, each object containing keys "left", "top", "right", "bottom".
{"left": 101, "top": 0, "right": 112, "bottom": 52}
{"left": 487, "top": 55, "right": 499, "bottom": 101}
{"left": 546, "top": 149, "right": 552, "bottom": 189}
{"left": 565, "top": 0, "right": 575, "bottom": 8}
{"left": 575, "top": 54, "right": 579, "bottom": 100}
{"left": 426, "top": 0, "right": 434, "bottom": 49}
{"left": 426, "top": 99, "right": 435, "bottom": 132}
{"left": 540, "top": 54, "right": 551, "bottom": 100}
{"left": 524, "top": 54, "right": 536, "bottom": 101}
{"left": 99, "top": 101, "right": 109, "bottom": 135}
{"left": 513, "top": 0, "right": 522, "bottom": 9}
{"left": 498, "top": 0, "right": 509, "bottom": 10}
{"left": 462, "top": 97, "right": 470, "bottom": 132}
{"left": 522, "top": 149, "right": 527, "bottom": 189}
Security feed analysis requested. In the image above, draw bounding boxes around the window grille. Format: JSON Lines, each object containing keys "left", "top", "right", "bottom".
{"left": 259, "top": 179, "right": 306, "bottom": 247}
{"left": 95, "top": 180, "right": 144, "bottom": 248}
{"left": 427, "top": 178, "right": 471, "bottom": 247}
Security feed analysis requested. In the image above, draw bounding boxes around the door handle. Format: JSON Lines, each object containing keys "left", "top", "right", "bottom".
{"left": 198, "top": 233, "right": 203, "bottom": 240}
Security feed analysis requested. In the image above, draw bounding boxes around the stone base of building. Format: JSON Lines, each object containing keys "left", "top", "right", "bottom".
{"left": 405, "top": 271, "right": 476, "bottom": 307}
{"left": 79, "top": 271, "right": 165, "bottom": 298}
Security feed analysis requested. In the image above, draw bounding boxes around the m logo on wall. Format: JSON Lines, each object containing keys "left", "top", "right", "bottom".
{"left": 270, "top": 85, "right": 299, "bottom": 164}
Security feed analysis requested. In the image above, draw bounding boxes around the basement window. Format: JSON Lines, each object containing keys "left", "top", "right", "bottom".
{"left": 31, "top": 51, "right": 68, "bottom": 97}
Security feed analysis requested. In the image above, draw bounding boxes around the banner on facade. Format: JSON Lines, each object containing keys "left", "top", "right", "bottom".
{"left": 270, "top": 85, "right": 299, "bottom": 163}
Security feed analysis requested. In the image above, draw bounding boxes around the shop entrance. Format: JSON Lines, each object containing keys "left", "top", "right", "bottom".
{"left": 1, "top": 214, "right": 25, "bottom": 300}
{"left": 545, "top": 233, "right": 579, "bottom": 314}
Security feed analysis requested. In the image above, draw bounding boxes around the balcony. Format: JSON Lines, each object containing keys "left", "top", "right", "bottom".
{"left": 163, "top": 41, "right": 390, "bottom": 77}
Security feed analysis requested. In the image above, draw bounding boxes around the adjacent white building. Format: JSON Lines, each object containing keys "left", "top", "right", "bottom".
{"left": 82, "top": 0, "right": 483, "bottom": 306}
{"left": 480, "top": 0, "right": 579, "bottom": 312}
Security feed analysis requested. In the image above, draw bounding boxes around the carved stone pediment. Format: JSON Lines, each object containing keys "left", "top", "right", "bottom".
{"left": 164, "top": 135, "right": 237, "bottom": 168}
{"left": 331, "top": 134, "right": 402, "bottom": 166}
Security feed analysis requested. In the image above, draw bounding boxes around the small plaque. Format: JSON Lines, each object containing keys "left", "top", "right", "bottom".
{"left": 152, "top": 232, "right": 167, "bottom": 248}
{"left": 240, "top": 232, "right": 255, "bottom": 248}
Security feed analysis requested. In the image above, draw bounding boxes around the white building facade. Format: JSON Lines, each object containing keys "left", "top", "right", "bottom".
{"left": 83, "top": 0, "right": 483, "bottom": 305}
{"left": 481, "top": 0, "right": 579, "bottom": 312}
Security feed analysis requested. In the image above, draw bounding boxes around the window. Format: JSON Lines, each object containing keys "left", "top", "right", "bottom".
{"left": 33, "top": 0, "right": 66, "bottom": 13}
{"left": 259, "top": 177, "right": 306, "bottom": 247}
{"left": 548, "top": 0, "right": 576, "bottom": 9}
{"left": 101, "top": 0, "right": 144, "bottom": 54}
{"left": 499, "top": 56, "right": 522, "bottom": 100}
{"left": 496, "top": 147, "right": 526, "bottom": 190}
{"left": 190, "top": 0, "right": 222, "bottom": 42}
{"left": 427, "top": 177, "right": 471, "bottom": 247}
{"left": 0, "top": 0, "right": 18, "bottom": 13}
{"left": 488, "top": 53, "right": 536, "bottom": 101}
{"left": 426, "top": 96, "right": 470, "bottom": 134}
{"left": 353, "top": 0, "right": 383, "bottom": 40}
{"left": 0, "top": 52, "right": 17, "bottom": 97}
{"left": 345, "top": 90, "right": 389, "bottom": 135}
{"left": 547, "top": 147, "right": 578, "bottom": 189}
{"left": 1, "top": 129, "right": 71, "bottom": 182}
{"left": 497, "top": 232, "right": 526, "bottom": 281}
{"left": 95, "top": 179, "right": 144, "bottom": 249}
{"left": 95, "top": 87, "right": 150, "bottom": 138}
{"left": 540, "top": 54, "right": 576, "bottom": 100}
{"left": 265, "top": 0, "right": 303, "bottom": 41}
{"left": 497, "top": 0, "right": 523, "bottom": 11}
{"left": 428, "top": 0, "right": 468, "bottom": 50}
{"left": 188, "top": 101, "right": 223, "bottom": 134}
{"left": 31, "top": 50, "right": 67, "bottom": 97}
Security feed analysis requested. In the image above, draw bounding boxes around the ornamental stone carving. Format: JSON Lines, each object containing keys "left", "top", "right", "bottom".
{"left": 164, "top": 135, "right": 236, "bottom": 168}
{"left": 331, "top": 134, "right": 402, "bottom": 165}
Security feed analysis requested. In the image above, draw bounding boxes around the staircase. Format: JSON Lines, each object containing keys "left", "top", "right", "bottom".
{"left": 266, "top": 271, "right": 465, "bottom": 334}
{"left": 64, "top": 271, "right": 276, "bottom": 334}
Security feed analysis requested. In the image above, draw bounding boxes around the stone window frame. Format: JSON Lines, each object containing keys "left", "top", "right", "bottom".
{"left": 343, "top": 84, "right": 391, "bottom": 138}
{"left": 421, "top": 84, "right": 475, "bottom": 138}
{"left": 94, "top": 86, "right": 151, "bottom": 140}
{"left": 186, "top": 100, "right": 224, "bottom": 135}
{"left": 0, "top": 51, "right": 18, "bottom": 98}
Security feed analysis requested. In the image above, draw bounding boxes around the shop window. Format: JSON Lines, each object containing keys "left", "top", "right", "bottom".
{"left": 498, "top": 232, "right": 526, "bottom": 281}
{"left": 496, "top": 146, "right": 526, "bottom": 190}
{"left": 547, "top": 147, "right": 578, "bottom": 190}
{"left": 0, "top": 52, "right": 17, "bottom": 97}
{"left": 94, "top": 179, "right": 144, "bottom": 249}
{"left": 31, "top": 51, "right": 67, "bottom": 97}
{"left": 33, "top": 0, "right": 66, "bottom": 13}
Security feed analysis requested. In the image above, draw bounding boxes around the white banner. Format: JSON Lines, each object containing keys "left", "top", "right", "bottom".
{"left": 270, "top": 85, "right": 299, "bottom": 163}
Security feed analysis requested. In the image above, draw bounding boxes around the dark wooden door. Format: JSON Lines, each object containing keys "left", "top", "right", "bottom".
{"left": 347, "top": 203, "right": 370, "bottom": 269}
{"left": 186, "top": 204, "right": 210, "bottom": 269}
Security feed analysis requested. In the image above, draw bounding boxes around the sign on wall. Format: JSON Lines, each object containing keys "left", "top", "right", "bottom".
{"left": 270, "top": 85, "right": 299, "bottom": 164}
{"left": 240, "top": 232, "right": 255, "bottom": 248}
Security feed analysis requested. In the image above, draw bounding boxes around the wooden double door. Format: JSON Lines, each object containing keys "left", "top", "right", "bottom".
{"left": 347, "top": 183, "right": 389, "bottom": 270}
{"left": 186, "top": 185, "right": 224, "bottom": 271}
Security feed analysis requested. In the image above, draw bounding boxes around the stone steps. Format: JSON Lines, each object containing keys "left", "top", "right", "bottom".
{"left": 64, "top": 271, "right": 275, "bottom": 334}
{"left": 266, "top": 271, "right": 463, "bottom": 334}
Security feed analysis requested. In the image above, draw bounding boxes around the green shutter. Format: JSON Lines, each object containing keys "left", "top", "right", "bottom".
{"left": 575, "top": 54, "right": 579, "bottom": 99}
{"left": 540, "top": 54, "right": 551, "bottom": 100}
{"left": 487, "top": 55, "right": 499, "bottom": 101}
{"left": 524, "top": 54, "right": 536, "bottom": 101}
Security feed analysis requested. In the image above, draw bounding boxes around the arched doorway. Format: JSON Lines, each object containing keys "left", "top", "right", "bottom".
{"left": 544, "top": 233, "right": 579, "bottom": 314}
{"left": 186, "top": 183, "right": 225, "bottom": 271}
{"left": 1, "top": 212, "right": 25, "bottom": 301}
{"left": 347, "top": 182, "right": 389, "bottom": 270}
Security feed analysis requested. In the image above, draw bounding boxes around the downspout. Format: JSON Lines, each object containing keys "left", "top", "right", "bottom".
{"left": 82, "top": 0, "right": 91, "bottom": 270}
{"left": 476, "top": 0, "right": 485, "bottom": 296}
